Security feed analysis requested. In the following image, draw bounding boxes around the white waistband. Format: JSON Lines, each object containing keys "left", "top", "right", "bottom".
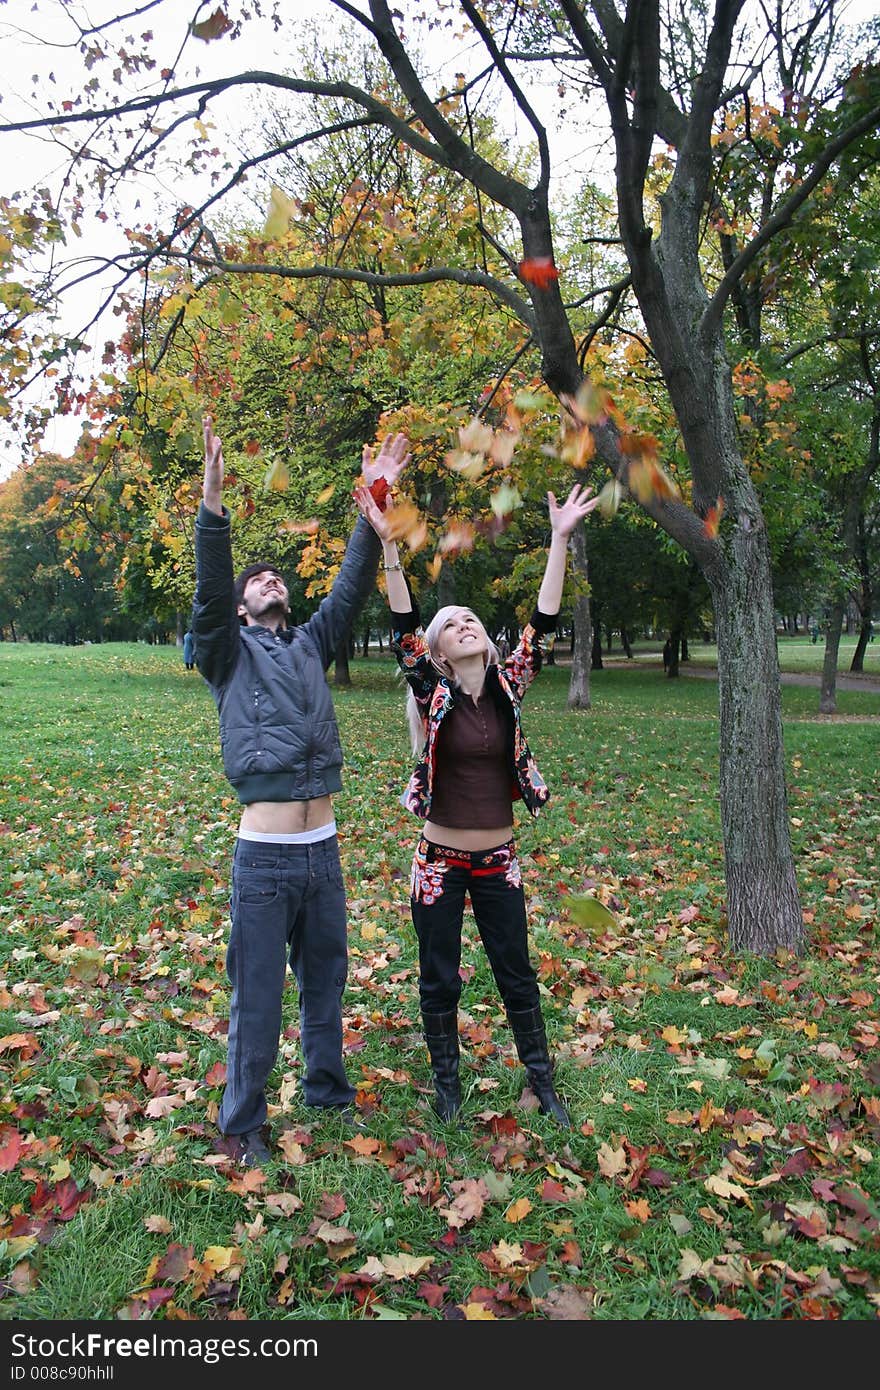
{"left": 237, "top": 821, "right": 337, "bottom": 845}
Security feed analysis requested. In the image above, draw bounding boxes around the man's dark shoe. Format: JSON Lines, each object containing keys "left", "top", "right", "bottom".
{"left": 234, "top": 1129, "right": 272, "bottom": 1168}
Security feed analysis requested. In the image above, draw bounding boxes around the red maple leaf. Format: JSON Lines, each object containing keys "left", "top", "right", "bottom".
{"left": 368, "top": 476, "right": 390, "bottom": 511}
{"left": 519, "top": 257, "right": 560, "bottom": 289}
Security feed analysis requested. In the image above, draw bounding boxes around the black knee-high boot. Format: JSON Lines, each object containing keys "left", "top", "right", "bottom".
{"left": 421, "top": 1009, "right": 461, "bottom": 1121}
{"left": 507, "top": 1006, "right": 571, "bottom": 1126}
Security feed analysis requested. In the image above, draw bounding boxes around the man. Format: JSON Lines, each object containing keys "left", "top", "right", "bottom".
{"left": 193, "top": 414, "right": 409, "bottom": 1167}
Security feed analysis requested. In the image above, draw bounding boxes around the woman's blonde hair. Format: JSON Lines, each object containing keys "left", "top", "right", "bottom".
{"left": 404, "top": 605, "right": 501, "bottom": 755}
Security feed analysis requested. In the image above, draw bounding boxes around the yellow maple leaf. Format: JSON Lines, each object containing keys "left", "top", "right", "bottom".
{"left": 201, "top": 1245, "right": 241, "bottom": 1274}
{"left": 263, "top": 457, "right": 289, "bottom": 492}
{"left": 381, "top": 1252, "right": 434, "bottom": 1280}
{"left": 264, "top": 185, "right": 298, "bottom": 239}
{"left": 461, "top": 1302, "right": 497, "bottom": 1319}
{"left": 661, "top": 1025, "right": 689, "bottom": 1046}
{"left": 458, "top": 416, "right": 494, "bottom": 453}
{"left": 493, "top": 1240, "right": 526, "bottom": 1268}
{"left": 596, "top": 1141, "right": 628, "bottom": 1179}
{"left": 504, "top": 1197, "right": 533, "bottom": 1223}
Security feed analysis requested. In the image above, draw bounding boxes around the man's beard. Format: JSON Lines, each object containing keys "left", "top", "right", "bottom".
{"left": 248, "top": 596, "right": 287, "bottom": 623}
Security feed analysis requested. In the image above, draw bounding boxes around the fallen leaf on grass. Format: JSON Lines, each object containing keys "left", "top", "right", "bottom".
{"left": 504, "top": 1197, "right": 533, "bottom": 1224}
{"left": 565, "top": 895, "right": 618, "bottom": 934}
{"left": 535, "top": 1284, "right": 593, "bottom": 1319}
{"left": 143, "top": 1215, "right": 172, "bottom": 1235}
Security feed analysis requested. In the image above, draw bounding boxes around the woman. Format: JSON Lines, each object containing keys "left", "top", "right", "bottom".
{"left": 357, "top": 479, "right": 598, "bottom": 1126}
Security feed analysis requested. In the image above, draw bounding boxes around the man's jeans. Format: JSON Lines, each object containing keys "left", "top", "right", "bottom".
{"left": 217, "top": 835, "right": 355, "bottom": 1136}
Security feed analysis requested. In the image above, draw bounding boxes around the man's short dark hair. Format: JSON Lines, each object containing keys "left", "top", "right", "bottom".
{"left": 234, "top": 562, "right": 284, "bottom": 609}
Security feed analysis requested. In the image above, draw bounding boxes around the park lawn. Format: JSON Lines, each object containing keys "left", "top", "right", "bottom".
{"left": 0, "top": 642, "right": 878, "bottom": 1322}
{"left": 671, "top": 634, "right": 880, "bottom": 678}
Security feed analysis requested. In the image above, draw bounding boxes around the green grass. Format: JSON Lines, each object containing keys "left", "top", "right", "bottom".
{"left": 0, "top": 642, "right": 878, "bottom": 1322}
{"left": 597, "top": 633, "right": 880, "bottom": 679}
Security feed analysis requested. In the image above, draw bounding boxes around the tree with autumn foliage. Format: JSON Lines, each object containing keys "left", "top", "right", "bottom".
{"left": 2, "top": 1, "right": 880, "bottom": 953}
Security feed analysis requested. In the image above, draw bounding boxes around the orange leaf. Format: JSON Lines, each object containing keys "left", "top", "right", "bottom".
{"left": 623, "top": 1197, "right": 652, "bottom": 1223}
{"left": 519, "top": 257, "right": 559, "bottom": 289}
{"left": 703, "top": 497, "right": 724, "bottom": 537}
{"left": 436, "top": 522, "right": 475, "bottom": 558}
{"left": 0, "top": 1033, "right": 40, "bottom": 1060}
{"left": 560, "top": 425, "right": 595, "bottom": 468}
{"left": 277, "top": 518, "right": 319, "bottom": 535}
{"left": 344, "top": 1134, "right": 382, "bottom": 1157}
{"left": 504, "top": 1197, "right": 533, "bottom": 1223}
{"left": 0, "top": 1128, "right": 25, "bottom": 1172}
{"left": 383, "top": 500, "right": 424, "bottom": 544}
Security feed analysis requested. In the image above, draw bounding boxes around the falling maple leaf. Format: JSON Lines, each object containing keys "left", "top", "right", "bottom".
{"left": 436, "top": 522, "right": 475, "bottom": 558}
{"left": 626, "top": 455, "right": 680, "bottom": 504}
{"left": 458, "top": 417, "right": 494, "bottom": 453}
{"left": 597, "top": 477, "right": 623, "bottom": 518}
{"left": 315, "top": 483, "right": 336, "bottom": 505}
{"left": 263, "top": 185, "right": 298, "bottom": 240}
{"left": 703, "top": 497, "right": 724, "bottom": 537}
{"left": 277, "top": 518, "right": 319, "bottom": 535}
{"left": 263, "top": 457, "right": 289, "bottom": 492}
{"left": 489, "top": 484, "right": 521, "bottom": 518}
{"left": 566, "top": 895, "right": 618, "bottom": 934}
{"left": 519, "top": 256, "right": 560, "bottom": 288}
{"left": 561, "top": 382, "right": 613, "bottom": 426}
{"left": 191, "top": 8, "right": 233, "bottom": 41}
{"left": 444, "top": 449, "right": 488, "bottom": 483}
{"left": 489, "top": 429, "right": 519, "bottom": 467}
{"left": 560, "top": 424, "right": 595, "bottom": 469}
{"left": 383, "top": 500, "right": 425, "bottom": 547}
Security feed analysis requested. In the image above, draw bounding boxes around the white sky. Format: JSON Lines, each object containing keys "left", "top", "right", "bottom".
{"left": 0, "top": 0, "right": 877, "bottom": 475}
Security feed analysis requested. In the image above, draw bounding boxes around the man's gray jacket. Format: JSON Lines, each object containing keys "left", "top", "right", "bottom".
{"left": 192, "top": 502, "right": 381, "bottom": 804}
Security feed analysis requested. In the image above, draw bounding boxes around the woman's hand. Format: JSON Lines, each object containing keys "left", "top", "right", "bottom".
{"left": 353, "top": 484, "right": 396, "bottom": 541}
{"left": 547, "top": 482, "right": 600, "bottom": 538}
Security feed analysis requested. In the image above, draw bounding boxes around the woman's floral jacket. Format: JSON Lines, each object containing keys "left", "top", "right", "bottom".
{"left": 390, "top": 604, "right": 557, "bottom": 820}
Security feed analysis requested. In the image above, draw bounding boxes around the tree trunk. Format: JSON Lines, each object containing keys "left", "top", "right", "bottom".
{"left": 333, "top": 632, "right": 351, "bottom": 687}
{"left": 621, "top": 627, "right": 633, "bottom": 658}
{"left": 711, "top": 530, "right": 804, "bottom": 953}
{"left": 567, "top": 526, "right": 592, "bottom": 709}
{"left": 666, "top": 630, "right": 681, "bottom": 678}
{"left": 819, "top": 600, "right": 845, "bottom": 714}
{"left": 437, "top": 562, "right": 456, "bottom": 609}
{"left": 851, "top": 619, "right": 871, "bottom": 672}
{"left": 591, "top": 608, "right": 604, "bottom": 669}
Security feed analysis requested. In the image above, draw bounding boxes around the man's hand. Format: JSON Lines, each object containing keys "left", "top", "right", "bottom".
{"left": 202, "top": 415, "right": 225, "bottom": 516}
{"left": 362, "top": 432, "right": 411, "bottom": 493}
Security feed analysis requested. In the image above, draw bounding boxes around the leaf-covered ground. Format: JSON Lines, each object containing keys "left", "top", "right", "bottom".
{"left": 0, "top": 643, "right": 877, "bottom": 1321}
